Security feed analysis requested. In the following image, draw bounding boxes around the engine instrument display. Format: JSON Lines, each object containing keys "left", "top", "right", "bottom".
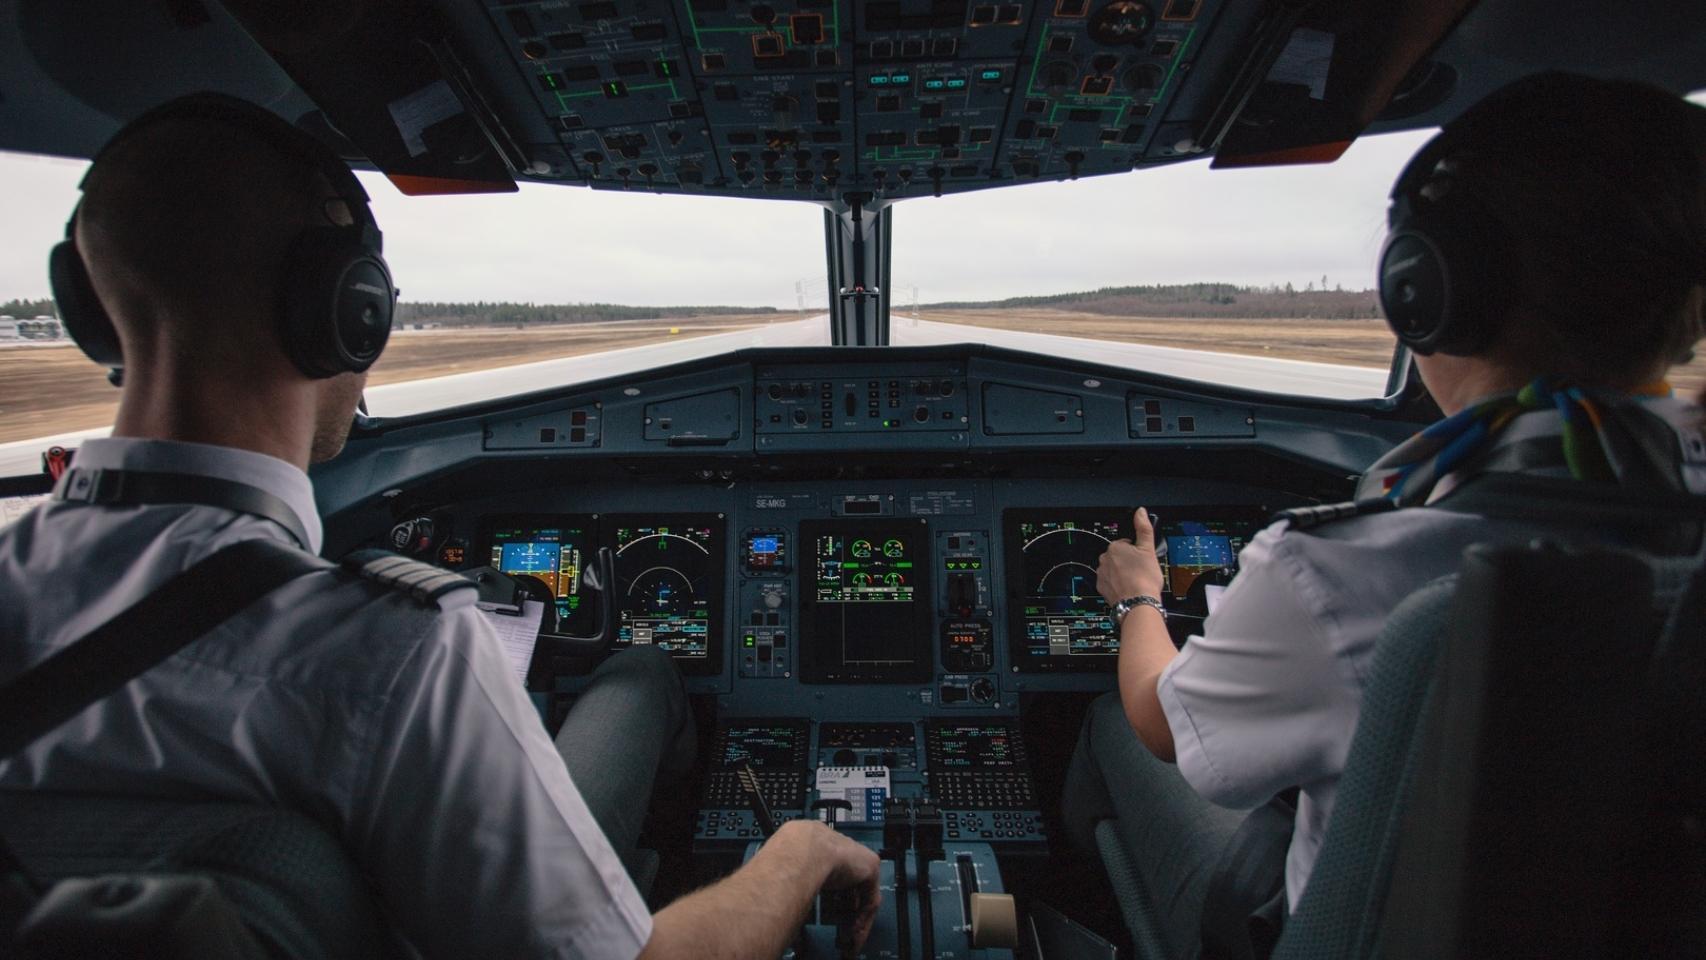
{"left": 1006, "top": 508, "right": 1267, "bottom": 671}
{"left": 610, "top": 514, "right": 724, "bottom": 672}
{"left": 480, "top": 516, "right": 596, "bottom": 635}
{"left": 799, "top": 520, "right": 933, "bottom": 684}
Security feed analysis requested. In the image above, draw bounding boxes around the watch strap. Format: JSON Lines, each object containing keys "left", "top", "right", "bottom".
{"left": 1114, "top": 594, "right": 1166, "bottom": 622}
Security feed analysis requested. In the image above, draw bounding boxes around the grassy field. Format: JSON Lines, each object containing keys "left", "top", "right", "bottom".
{"left": 4, "top": 308, "right": 1703, "bottom": 445}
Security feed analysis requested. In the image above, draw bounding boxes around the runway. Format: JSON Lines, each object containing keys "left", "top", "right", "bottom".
{"left": 0, "top": 316, "right": 1388, "bottom": 478}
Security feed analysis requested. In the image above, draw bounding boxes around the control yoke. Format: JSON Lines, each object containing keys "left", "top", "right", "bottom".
{"left": 466, "top": 546, "right": 619, "bottom": 658}
{"left": 553, "top": 546, "right": 618, "bottom": 656}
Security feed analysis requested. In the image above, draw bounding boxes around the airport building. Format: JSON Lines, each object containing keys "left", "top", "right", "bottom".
{"left": 0, "top": 316, "right": 64, "bottom": 341}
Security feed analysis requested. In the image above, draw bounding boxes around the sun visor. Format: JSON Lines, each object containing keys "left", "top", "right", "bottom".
{"left": 1210, "top": 0, "right": 1478, "bottom": 169}
{"left": 221, "top": 1, "right": 519, "bottom": 196}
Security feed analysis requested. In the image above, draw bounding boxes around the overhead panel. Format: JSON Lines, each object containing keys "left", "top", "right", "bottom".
{"left": 479, "top": 0, "right": 1225, "bottom": 200}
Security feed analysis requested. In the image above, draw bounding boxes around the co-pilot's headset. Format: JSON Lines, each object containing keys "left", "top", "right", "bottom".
{"left": 1375, "top": 118, "right": 1514, "bottom": 358}
{"left": 50, "top": 92, "right": 397, "bottom": 384}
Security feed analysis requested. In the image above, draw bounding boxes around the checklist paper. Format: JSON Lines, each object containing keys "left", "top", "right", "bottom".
{"left": 479, "top": 599, "right": 545, "bottom": 685}
{"left": 814, "top": 766, "right": 891, "bottom": 824}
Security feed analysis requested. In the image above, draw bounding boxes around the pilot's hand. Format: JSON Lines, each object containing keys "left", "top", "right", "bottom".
{"left": 795, "top": 820, "right": 882, "bottom": 951}
{"left": 1097, "top": 507, "right": 1164, "bottom": 606}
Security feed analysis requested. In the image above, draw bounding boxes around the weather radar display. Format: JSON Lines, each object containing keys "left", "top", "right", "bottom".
{"left": 614, "top": 522, "right": 720, "bottom": 658}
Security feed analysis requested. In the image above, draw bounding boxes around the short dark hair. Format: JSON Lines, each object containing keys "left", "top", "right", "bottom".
{"left": 1435, "top": 72, "right": 1706, "bottom": 384}
{"left": 75, "top": 113, "right": 328, "bottom": 341}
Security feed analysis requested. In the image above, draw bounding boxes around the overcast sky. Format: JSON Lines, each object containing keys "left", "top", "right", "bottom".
{"left": 0, "top": 128, "right": 1549, "bottom": 310}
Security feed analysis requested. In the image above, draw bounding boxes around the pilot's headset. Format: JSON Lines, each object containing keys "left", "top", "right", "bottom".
{"left": 49, "top": 92, "right": 397, "bottom": 383}
{"left": 1375, "top": 117, "right": 1515, "bottom": 358}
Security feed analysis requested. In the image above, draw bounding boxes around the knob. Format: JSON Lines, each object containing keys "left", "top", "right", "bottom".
{"left": 969, "top": 677, "right": 995, "bottom": 704}
{"left": 833, "top": 748, "right": 857, "bottom": 765}
{"left": 913, "top": 405, "right": 931, "bottom": 423}
{"left": 750, "top": 3, "right": 776, "bottom": 23}
{"left": 389, "top": 517, "right": 436, "bottom": 556}
{"left": 792, "top": 408, "right": 808, "bottom": 425}
{"left": 767, "top": 383, "right": 783, "bottom": 400}
{"left": 761, "top": 586, "right": 785, "bottom": 609}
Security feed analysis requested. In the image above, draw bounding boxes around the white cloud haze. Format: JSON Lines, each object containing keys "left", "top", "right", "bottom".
{"left": 2, "top": 129, "right": 1435, "bottom": 310}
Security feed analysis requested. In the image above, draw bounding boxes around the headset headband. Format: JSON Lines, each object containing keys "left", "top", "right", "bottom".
{"left": 72, "top": 92, "right": 382, "bottom": 251}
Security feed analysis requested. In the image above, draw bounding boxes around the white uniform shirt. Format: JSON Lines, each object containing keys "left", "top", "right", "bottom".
{"left": 0, "top": 437, "right": 651, "bottom": 959}
{"left": 1158, "top": 398, "right": 1706, "bottom": 910}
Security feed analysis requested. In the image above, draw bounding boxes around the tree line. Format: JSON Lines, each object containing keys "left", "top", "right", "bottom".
{"left": 0, "top": 298, "right": 780, "bottom": 327}
{"left": 395, "top": 301, "right": 780, "bottom": 327}
{"left": 0, "top": 299, "right": 55, "bottom": 317}
{"left": 920, "top": 282, "right": 1383, "bottom": 320}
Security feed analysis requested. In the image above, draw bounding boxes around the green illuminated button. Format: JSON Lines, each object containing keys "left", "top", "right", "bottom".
{"left": 745, "top": 635, "right": 756, "bottom": 646}
{"left": 603, "top": 81, "right": 628, "bottom": 98}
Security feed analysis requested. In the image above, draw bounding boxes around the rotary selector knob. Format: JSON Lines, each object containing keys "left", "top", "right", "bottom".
{"left": 761, "top": 585, "right": 786, "bottom": 609}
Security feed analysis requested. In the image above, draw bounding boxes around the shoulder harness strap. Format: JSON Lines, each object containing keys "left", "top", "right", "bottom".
{"left": 1270, "top": 497, "right": 1398, "bottom": 531}
{"left": 340, "top": 549, "right": 477, "bottom": 610}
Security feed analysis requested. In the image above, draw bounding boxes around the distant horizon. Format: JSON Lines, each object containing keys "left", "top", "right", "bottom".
{"left": 0, "top": 280, "right": 1381, "bottom": 320}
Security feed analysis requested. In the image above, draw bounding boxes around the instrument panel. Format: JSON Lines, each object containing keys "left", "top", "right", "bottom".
{"left": 340, "top": 348, "right": 1410, "bottom": 714}
{"left": 451, "top": 482, "right": 1278, "bottom": 708}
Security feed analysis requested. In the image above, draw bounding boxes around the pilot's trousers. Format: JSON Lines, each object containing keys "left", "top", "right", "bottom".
{"left": 1061, "top": 692, "right": 1253, "bottom": 957}
{"left": 553, "top": 646, "right": 697, "bottom": 889}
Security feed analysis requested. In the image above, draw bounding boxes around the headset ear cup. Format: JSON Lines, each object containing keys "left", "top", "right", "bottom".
{"left": 1379, "top": 208, "right": 1502, "bottom": 357}
{"left": 278, "top": 233, "right": 394, "bottom": 378}
{"left": 49, "top": 240, "right": 125, "bottom": 368}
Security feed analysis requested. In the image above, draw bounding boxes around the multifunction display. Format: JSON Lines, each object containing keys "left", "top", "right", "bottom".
{"left": 611, "top": 516, "right": 723, "bottom": 667}
{"left": 480, "top": 516, "right": 597, "bottom": 635}
{"left": 1005, "top": 508, "right": 1266, "bottom": 671}
{"left": 799, "top": 520, "right": 933, "bottom": 684}
{"left": 1006, "top": 511, "right": 1129, "bottom": 672}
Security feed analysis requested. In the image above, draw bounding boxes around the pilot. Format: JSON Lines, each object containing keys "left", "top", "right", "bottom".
{"left": 0, "top": 94, "right": 877, "bottom": 958}
{"left": 1064, "top": 72, "right": 1706, "bottom": 956}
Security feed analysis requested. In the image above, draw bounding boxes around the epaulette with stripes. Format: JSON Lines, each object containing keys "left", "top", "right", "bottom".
{"left": 1270, "top": 497, "right": 1398, "bottom": 531}
{"left": 340, "top": 549, "right": 477, "bottom": 610}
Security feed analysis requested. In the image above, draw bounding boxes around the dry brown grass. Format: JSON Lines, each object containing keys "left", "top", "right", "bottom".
{"left": 0, "top": 314, "right": 788, "bottom": 444}
{"left": 4, "top": 308, "right": 1703, "bottom": 446}
{"left": 919, "top": 308, "right": 1706, "bottom": 394}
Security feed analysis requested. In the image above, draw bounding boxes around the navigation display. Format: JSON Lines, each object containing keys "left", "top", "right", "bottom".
{"left": 480, "top": 516, "right": 596, "bottom": 635}
{"left": 800, "top": 519, "right": 933, "bottom": 684}
{"left": 1005, "top": 508, "right": 1267, "bottom": 672}
{"left": 609, "top": 514, "right": 724, "bottom": 672}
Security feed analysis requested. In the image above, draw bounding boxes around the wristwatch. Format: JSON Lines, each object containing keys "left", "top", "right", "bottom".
{"left": 1112, "top": 595, "right": 1166, "bottom": 623}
